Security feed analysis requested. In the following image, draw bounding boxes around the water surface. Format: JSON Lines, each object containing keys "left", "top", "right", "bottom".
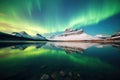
{"left": 0, "top": 42, "right": 120, "bottom": 80}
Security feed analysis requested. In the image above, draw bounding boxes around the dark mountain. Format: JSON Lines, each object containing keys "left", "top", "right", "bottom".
{"left": 110, "top": 32, "right": 120, "bottom": 40}
{"left": 111, "top": 32, "right": 120, "bottom": 37}
{"left": 33, "top": 33, "right": 47, "bottom": 40}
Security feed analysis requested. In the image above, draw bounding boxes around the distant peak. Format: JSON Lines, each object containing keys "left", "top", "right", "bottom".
{"left": 36, "top": 33, "right": 42, "bottom": 36}
{"left": 20, "top": 31, "right": 27, "bottom": 34}
{"left": 65, "top": 28, "right": 72, "bottom": 32}
{"left": 12, "top": 32, "right": 19, "bottom": 34}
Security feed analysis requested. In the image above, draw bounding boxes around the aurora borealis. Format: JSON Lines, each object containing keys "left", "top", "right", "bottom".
{"left": 0, "top": 0, "right": 120, "bottom": 36}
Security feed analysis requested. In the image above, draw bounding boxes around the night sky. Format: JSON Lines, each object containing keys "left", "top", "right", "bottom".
{"left": 0, "top": 0, "right": 120, "bottom": 36}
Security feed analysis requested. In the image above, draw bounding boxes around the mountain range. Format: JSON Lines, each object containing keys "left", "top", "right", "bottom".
{"left": 48, "top": 28, "right": 120, "bottom": 41}
{"left": 0, "top": 31, "right": 47, "bottom": 41}
{"left": 0, "top": 28, "right": 120, "bottom": 41}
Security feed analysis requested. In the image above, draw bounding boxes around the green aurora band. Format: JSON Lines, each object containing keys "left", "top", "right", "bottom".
{"left": 69, "top": 0, "right": 120, "bottom": 28}
{"left": 0, "top": 0, "right": 120, "bottom": 35}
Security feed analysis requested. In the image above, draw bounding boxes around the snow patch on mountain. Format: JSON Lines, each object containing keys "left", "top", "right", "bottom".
{"left": 12, "top": 31, "right": 32, "bottom": 38}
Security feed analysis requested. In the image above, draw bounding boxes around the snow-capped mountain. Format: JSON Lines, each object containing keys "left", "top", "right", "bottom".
{"left": 20, "top": 31, "right": 32, "bottom": 39}
{"left": 12, "top": 32, "right": 22, "bottom": 37}
{"left": 0, "top": 32, "right": 34, "bottom": 41}
{"left": 12, "top": 31, "right": 32, "bottom": 39}
{"left": 11, "top": 31, "right": 47, "bottom": 40}
{"left": 95, "top": 34, "right": 110, "bottom": 39}
{"left": 49, "top": 28, "right": 100, "bottom": 41}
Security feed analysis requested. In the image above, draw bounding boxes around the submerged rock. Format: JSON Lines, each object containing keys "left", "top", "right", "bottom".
{"left": 40, "top": 74, "right": 49, "bottom": 80}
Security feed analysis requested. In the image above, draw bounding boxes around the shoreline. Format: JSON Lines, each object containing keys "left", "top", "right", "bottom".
{"left": 0, "top": 40, "right": 120, "bottom": 43}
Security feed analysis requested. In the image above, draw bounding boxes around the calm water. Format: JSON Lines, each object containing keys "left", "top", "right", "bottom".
{"left": 0, "top": 42, "right": 120, "bottom": 80}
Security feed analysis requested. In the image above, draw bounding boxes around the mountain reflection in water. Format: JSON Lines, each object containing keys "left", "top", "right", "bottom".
{"left": 0, "top": 42, "right": 120, "bottom": 80}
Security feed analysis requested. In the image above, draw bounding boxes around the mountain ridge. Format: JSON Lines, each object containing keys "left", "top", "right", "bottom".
{"left": 0, "top": 31, "right": 47, "bottom": 41}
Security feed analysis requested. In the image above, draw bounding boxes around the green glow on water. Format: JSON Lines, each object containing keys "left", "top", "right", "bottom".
{"left": 0, "top": 46, "right": 114, "bottom": 71}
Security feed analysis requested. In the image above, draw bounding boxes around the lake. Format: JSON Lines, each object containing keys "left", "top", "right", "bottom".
{"left": 0, "top": 42, "right": 120, "bottom": 80}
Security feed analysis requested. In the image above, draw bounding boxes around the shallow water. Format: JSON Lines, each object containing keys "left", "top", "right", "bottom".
{"left": 0, "top": 42, "right": 120, "bottom": 80}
